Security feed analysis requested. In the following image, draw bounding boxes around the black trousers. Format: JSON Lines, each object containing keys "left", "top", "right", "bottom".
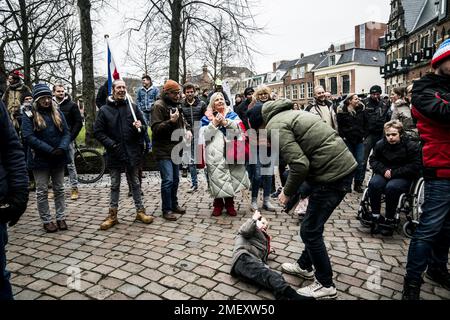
{"left": 233, "top": 254, "right": 289, "bottom": 299}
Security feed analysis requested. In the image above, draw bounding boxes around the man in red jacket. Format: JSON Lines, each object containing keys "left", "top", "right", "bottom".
{"left": 403, "top": 39, "right": 450, "bottom": 300}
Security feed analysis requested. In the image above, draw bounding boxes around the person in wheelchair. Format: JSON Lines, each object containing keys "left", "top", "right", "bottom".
{"left": 367, "top": 120, "right": 422, "bottom": 236}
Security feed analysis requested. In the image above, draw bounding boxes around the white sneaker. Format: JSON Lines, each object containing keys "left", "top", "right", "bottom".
{"left": 297, "top": 280, "right": 338, "bottom": 299}
{"left": 281, "top": 262, "right": 314, "bottom": 280}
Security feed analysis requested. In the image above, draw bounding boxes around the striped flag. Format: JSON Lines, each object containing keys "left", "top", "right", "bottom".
{"left": 106, "top": 37, "right": 121, "bottom": 96}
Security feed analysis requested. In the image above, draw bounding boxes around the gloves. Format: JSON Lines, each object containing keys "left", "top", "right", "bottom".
{"left": 0, "top": 192, "right": 29, "bottom": 227}
{"left": 51, "top": 148, "right": 65, "bottom": 157}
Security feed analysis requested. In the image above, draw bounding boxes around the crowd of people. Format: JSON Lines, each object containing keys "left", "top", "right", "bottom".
{"left": 0, "top": 39, "right": 449, "bottom": 301}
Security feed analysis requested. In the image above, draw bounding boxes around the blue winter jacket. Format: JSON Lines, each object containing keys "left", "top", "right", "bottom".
{"left": 21, "top": 105, "right": 71, "bottom": 170}
{"left": 0, "top": 101, "right": 28, "bottom": 203}
{"left": 136, "top": 86, "right": 160, "bottom": 112}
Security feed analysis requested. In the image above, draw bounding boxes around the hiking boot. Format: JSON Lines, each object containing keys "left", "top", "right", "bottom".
{"left": 172, "top": 206, "right": 186, "bottom": 215}
{"left": 426, "top": 268, "right": 450, "bottom": 291}
{"left": 43, "top": 222, "right": 58, "bottom": 233}
{"left": 70, "top": 188, "right": 79, "bottom": 200}
{"left": 162, "top": 211, "right": 178, "bottom": 221}
{"left": 136, "top": 208, "right": 154, "bottom": 224}
{"left": 281, "top": 262, "right": 314, "bottom": 280}
{"left": 370, "top": 215, "right": 384, "bottom": 235}
{"left": 100, "top": 208, "right": 119, "bottom": 230}
{"left": 56, "top": 220, "right": 68, "bottom": 231}
{"left": 297, "top": 280, "right": 338, "bottom": 300}
{"left": 402, "top": 278, "right": 421, "bottom": 300}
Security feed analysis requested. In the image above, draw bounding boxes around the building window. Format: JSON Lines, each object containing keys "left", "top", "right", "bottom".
{"left": 330, "top": 55, "right": 336, "bottom": 66}
{"left": 410, "top": 41, "right": 418, "bottom": 54}
{"left": 342, "top": 75, "right": 350, "bottom": 94}
{"left": 330, "top": 77, "right": 337, "bottom": 95}
{"left": 300, "top": 83, "right": 305, "bottom": 99}
{"left": 319, "top": 79, "right": 326, "bottom": 91}
{"left": 421, "top": 34, "right": 429, "bottom": 48}
{"left": 292, "top": 85, "right": 298, "bottom": 100}
{"left": 307, "top": 82, "right": 314, "bottom": 98}
{"left": 299, "top": 66, "right": 305, "bottom": 78}
{"left": 291, "top": 68, "right": 298, "bottom": 80}
{"left": 286, "top": 86, "right": 291, "bottom": 100}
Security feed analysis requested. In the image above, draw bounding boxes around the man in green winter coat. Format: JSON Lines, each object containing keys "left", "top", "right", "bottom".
{"left": 260, "top": 99, "right": 357, "bottom": 299}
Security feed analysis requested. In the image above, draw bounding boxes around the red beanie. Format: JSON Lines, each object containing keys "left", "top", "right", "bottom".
{"left": 163, "top": 80, "right": 180, "bottom": 92}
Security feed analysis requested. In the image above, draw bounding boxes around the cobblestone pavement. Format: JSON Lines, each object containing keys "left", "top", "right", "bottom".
{"left": 7, "top": 171, "right": 450, "bottom": 300}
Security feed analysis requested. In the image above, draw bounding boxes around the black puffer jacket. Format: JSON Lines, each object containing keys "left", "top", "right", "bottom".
{"left": 94, "top": 97, "right": 146, "bottom": 168}
{"left": 181, "top": 97, "right": 206, "bottom": 131}
{"left": 55, "top": 95, "right": 83, "bottom": 141}
{"left": 363, "top": 97, "right": 391, "bottom": 135}
{"left": 369, "top": 137, "right": 422, "bottom": 180}
{"left": 336, "top": 103, "right": 367, "bottom": 145}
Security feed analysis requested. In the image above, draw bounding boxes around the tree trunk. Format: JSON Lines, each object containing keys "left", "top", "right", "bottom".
{"left": 0, "top": 41, "right": 7, "bottom": 94}
{"left": 19, "top": 0, "right": 31, "bottom": 88}
{"left": 169, "top": 0, "right": 182, "bottom": 82}
{"left": 77, "top": 0, "right": 96, "bottom": 146}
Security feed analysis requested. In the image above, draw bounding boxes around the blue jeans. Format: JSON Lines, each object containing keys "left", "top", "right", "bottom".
{"left": 158, "top": 160, "right": 180, "bottom": 212}
{"left": 405, "top": 179, "right": 450, "bottom": 282}
{"left": 142, "top": 111, "right": 151, "bottom": 126}
{"left": 368, "top": 175, "right": 411, "bottom": 219}
{"left": 248, "top": 155, "right": 273, "bottom": 200}
{"left": 296, "top": 173, "right": 353, "bottom": 287}
{"left": 345, "top": 141, "right": 365, "bottom": 185}
{"left": 0, "top": 223, "right": 13, "bottom": 300}
{"left": 189, "top": 141, "right": 198, "bottom": 188}
{"left": 110, "top": 167, "right": 143, "bottom": 209}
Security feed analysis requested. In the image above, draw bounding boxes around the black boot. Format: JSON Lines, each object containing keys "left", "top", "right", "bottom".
{"left": 402, "top": 278, "right": 421, "bottom": 300}
{"left": 371, "top": 215, "right": 384, "bottom": 235}
{"left": 354, "top": 183, "right": 364, "bottom": 193}
{"left": 380, "top": 218, "right": 396, "bottom": 236}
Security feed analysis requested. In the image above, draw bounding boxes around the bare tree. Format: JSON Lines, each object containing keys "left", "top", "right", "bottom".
{"left": 77, "top": 0, "right": 96, "bottom": 146}
{"left": 128, "top": 0, "right": 261, "bottom": 82}
{"left": 1, "top": 0, "right": 74, "bottom": 87}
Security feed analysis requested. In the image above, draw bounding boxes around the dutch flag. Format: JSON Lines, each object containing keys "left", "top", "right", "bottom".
{"left": 106, "top": 36, "right": 121, "bottom": 96}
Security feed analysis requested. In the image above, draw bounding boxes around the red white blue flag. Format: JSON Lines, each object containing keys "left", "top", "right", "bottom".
{"left": 106, "top": 37, "right": 121, "bottom": 96}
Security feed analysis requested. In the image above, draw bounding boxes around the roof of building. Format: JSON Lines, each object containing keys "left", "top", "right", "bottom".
{"left": 410, "top": 0, "right": 440, "bottom": 32}
{"left": 276, "top": 59, "right": 298, "bottom": 70}
{"left": 296, "top": 52, "right": 328, "bottom": 66}
{"left": 401, "top": 0, "right": 439, "bottom": 33}
{"left": 313, "top": 48, "right": 386, "bottom": 70}
{"left": 222, "top": 66, "right": 254, "bottom": 78}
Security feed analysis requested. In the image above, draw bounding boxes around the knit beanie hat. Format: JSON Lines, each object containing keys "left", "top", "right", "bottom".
{"left": 32, "top": 83, "right": 52, "bottom": 101}
{"left": 20, "top": 90, "right": 33, "bottom": 104}
{"left": 244, "top": 87, "right": 254, "bottom": 96}
{"left": 163, "top": 80, "right": 180, "bottom": 92}
{"left": 432, "top": 39, "right": 450, "bottom": 69}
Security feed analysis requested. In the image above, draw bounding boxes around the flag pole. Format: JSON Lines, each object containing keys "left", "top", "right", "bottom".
{"left": 105, "top": 34, "right": 141, "bottom": 133}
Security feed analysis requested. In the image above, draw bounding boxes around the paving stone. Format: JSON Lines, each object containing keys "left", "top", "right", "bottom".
{"left": 117, "top": 283, "right": 143, "bottom": 298}
{"left": 162, "top": 289, "right": 191, "bottom": 300}
{"left": 85, "top": 285, "right": 114, "bottom": 300}
{"left": 14, "top": 289, "right": 41, "bottom": 300}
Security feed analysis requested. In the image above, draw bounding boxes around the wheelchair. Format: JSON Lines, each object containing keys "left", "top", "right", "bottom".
{"left": 356, "top": 177, "right": 425, "bottom": 238}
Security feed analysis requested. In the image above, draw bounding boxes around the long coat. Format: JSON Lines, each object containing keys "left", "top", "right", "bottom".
{"left": 200, "top": 110, "right": 250, "bottom": 199}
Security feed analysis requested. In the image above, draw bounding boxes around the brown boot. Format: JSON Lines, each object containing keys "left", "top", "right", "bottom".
{"left": 100, "top": 208, "right": 119, "bottom": 230}
{"left": 136, "top": 208, "right": 154, "bottom": 224}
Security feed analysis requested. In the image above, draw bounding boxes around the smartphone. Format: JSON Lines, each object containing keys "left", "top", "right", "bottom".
{"left": 213, "top": 111, "right": 219, "bottom": 117}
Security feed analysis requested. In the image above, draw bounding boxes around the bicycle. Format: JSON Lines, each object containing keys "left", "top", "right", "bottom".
{"left": 74, "top": 141, "right": 106, "bottom": 184}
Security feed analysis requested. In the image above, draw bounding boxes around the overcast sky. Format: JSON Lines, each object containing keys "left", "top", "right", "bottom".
{"left": 97, "top": 0, "right": 391, "bottom": 83}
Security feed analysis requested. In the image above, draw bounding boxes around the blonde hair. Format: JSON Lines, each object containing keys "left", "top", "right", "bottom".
{"left": 32, "top": 99, "right": 64, "bottom": 132}
{"left": 384, "top": 120, "right": 404, "bottom": 135}
{"left": 254, "top": 85, "right": 271, "bottom": 99}
{"left": 208, "top": 92, "right": 225, "bottom": 111}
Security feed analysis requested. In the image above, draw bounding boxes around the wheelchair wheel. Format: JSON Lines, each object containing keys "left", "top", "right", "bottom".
{"left": 403, "top": 220, "right": 419, "bottom": 238}
{"left": 411, "top": 178, "right": 425, "bottom": 221}
{"left": 74, "top": 148, "right": 106, "bottom": 184}
{"left": 357, "top": 189, "right": 372, "bottom": 227}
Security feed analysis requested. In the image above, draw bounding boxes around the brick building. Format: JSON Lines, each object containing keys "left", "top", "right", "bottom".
{"left": 382, "top": 0, "right": 450, "bottom": 93}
